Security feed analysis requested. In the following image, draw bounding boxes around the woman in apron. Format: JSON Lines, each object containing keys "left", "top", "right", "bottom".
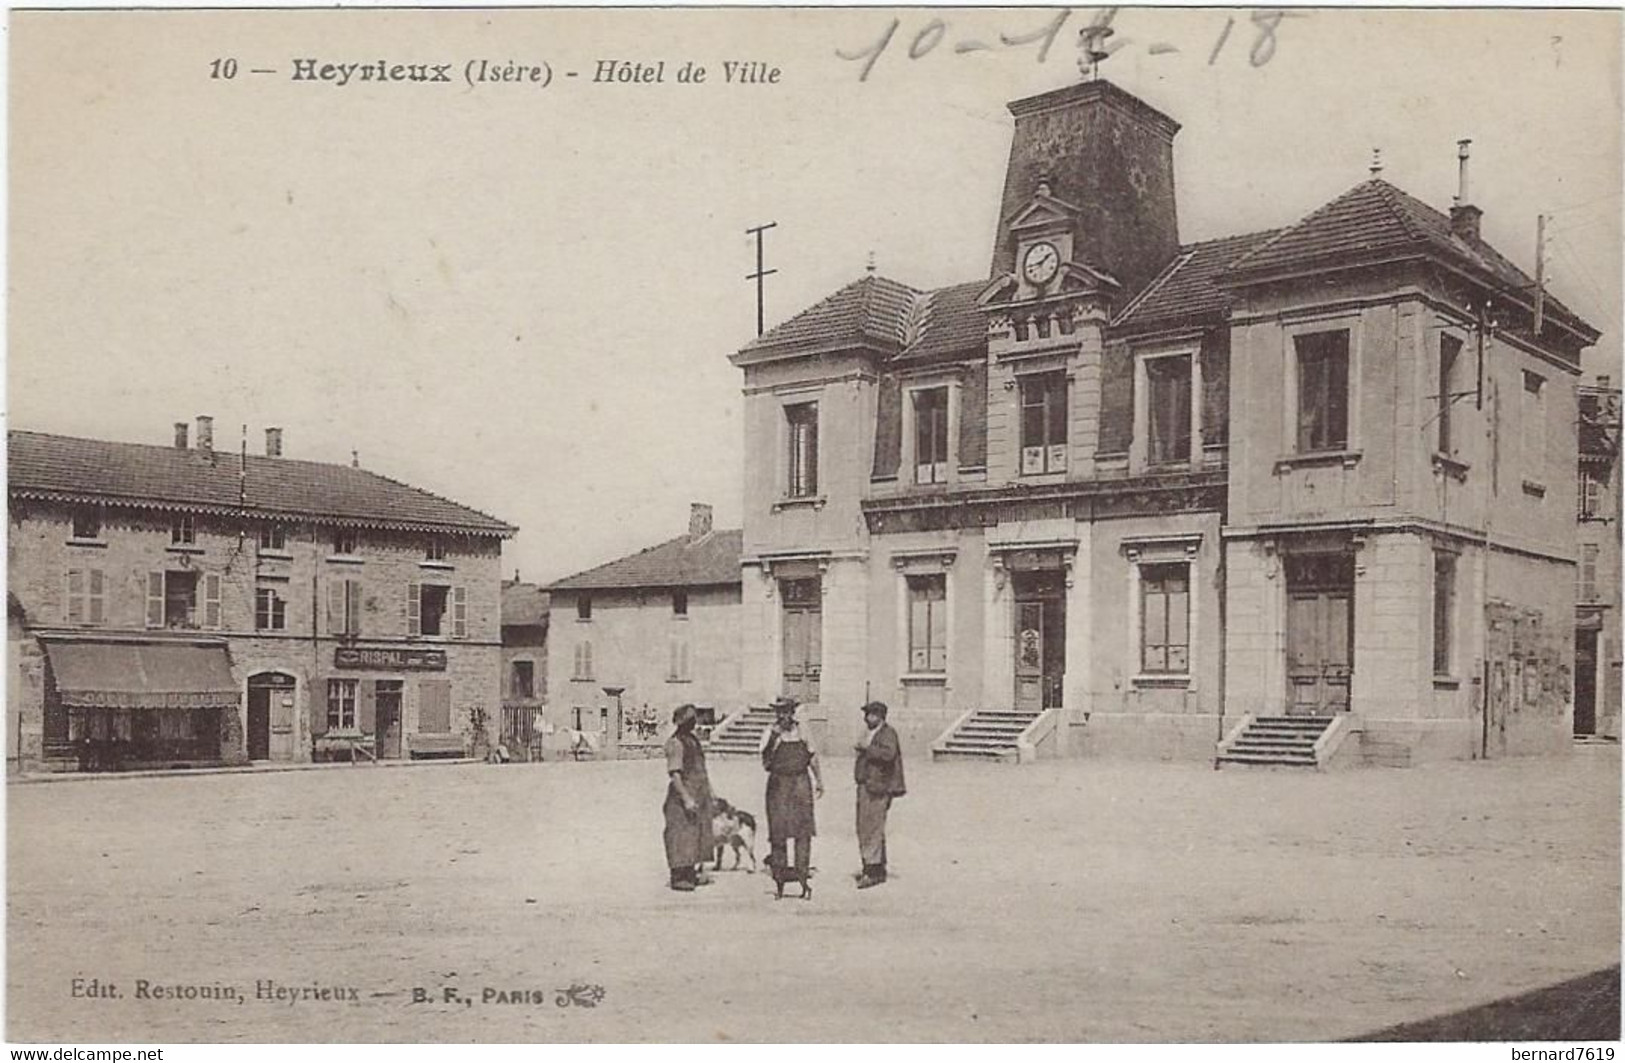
{"left": 663, "top": 703, "right": 715, "bottom": 891}
{"left": 760, "top": 697, "right": 823, "bottom": 899}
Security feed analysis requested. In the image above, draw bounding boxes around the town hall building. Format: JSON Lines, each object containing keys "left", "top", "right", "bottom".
{"left": 726, "top": 78, "right": 1600, "bottom": 767}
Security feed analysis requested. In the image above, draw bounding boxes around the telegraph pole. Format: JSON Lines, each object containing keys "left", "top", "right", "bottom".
{"left": 746, "top": 222, "right": 778, "bottom": 337}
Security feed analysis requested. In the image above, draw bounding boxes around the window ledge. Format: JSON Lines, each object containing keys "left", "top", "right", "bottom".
{"left": 257, "top": 549, "right": 293, "bottom": 561}
{"left": 1275, "top": 450, "right": 1362, "bottom": 473}
{"left": 1522, "top": 479, "right": 1547, "bottom": 498}
{"left": 1431, "top": 453, "right": 1471, "bottom": 482}
{"left": 65, "top": 538, "right": 108, "bottom": 549}
{"left": 326, "top": 554, "right": 365, "bottom": 565}
{"left": 419, "top": 560, "right": 455, "bottom": 571}
{"left": 166, "top": 544, "right": 205, "bottom": 555}
{"left": 900, "top": 673, "right": 947, "bottom": 685}
{"left": 1433, "top": 675, "right": 1462, "bottom": 689}
{"left": 773, "top": 496, "right": 827, "bottom": 512}
{"left": 665, "top": 678, "right": 693, "bottom": 685}
{"left": 570, "top": 677, "right": 597, "bottom": 684}
{"left": 1132, "top": 674, "right": 1193, "bottom": 688}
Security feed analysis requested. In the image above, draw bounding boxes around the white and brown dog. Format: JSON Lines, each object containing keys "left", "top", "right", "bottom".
{"left": 711, "top": 797, "right": 758, "bottom": 873}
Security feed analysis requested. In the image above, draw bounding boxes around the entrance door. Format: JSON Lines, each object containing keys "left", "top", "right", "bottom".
{"left": 376, "top": 683, "right": 403, "bottom": 759}
{"left": 1285, "top": 554, "right": 1354, "bottom": 716}
{"left": 1575, "top": 628, "right": 1599, "bottom": 736}
{"left": 246, "top": 672, "right": 296, "bottom": 761}
{"left": 1013, "top": 571, "right": 1066, "bottom": 712}
{"left": 781, "top": 578, "right": 822, "bottom": 704}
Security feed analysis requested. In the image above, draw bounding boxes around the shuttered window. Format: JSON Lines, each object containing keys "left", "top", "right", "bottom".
{"left": 419, "top": 679, "right": 452, "bottom": 733}
{"left": 452, "top": 585, "right": 467, "bottom": 639}
{"left": 66, "top": 570, "right": 105, "bottom": 627}
{"left": 204, "top": 574, "right": 223, "bottom": 629}
{"left": 668, "top": 637, "right": 692, "bottom": 682}
{"left": 573, "top": 640, "right": 594, "bottom": 680}
{"left": 328, "top": 579, "right": 361, "bottom": 635}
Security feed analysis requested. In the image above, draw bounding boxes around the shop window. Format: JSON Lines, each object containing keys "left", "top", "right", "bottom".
{"left": 1295, "top": 330, "right": 1350, "bottom": 452}
{"left": 1141, "top": 563, "right": 1191, "bottom": 674}
{"left": 327, "top": 679, "right": 358, "bottom": 731}
{"left": 1020, "top": 372, "right": 1068, "bottom": 475}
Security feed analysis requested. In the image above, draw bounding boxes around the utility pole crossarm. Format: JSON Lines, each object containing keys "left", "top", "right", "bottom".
{"left": 746, "top": 222, "right": 778, "bottom": 338}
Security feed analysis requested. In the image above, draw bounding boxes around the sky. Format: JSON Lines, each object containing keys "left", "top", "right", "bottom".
{"left": 9, "top": 7, "right": 1621, "bottom": 586}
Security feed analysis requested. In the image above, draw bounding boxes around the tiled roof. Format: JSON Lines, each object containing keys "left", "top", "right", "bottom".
{"left": 546, "top": 528, "right": 743, "bottom": 591}
{"left": 895, "top": 281, "right": 989, "bottom": 364}
{"left": 1114, "top": 230, "right": 1281, "bottom": 331}
{"left": 1228, "top": 179, "right": 1595, "bottom": 338}
{"left": 501, "top": 581, "right": 551, "bottom": 626}
{"left": 8, "top": 430, "right": 516, "bottom": 536}
{"left": 734, "top": 275, "right": 921, "bottom": 363}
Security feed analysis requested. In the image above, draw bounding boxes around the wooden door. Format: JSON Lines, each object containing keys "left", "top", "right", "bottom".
{"left": 1285, "top": 556, "right": 1354, "bottom": 716}
{"left": 376, "top": 689, "right": 402, "bottom": 759}
{"left": 1575, "top": 628, "right": 1598, "bottom": 736}
{"left": 246, "top": 686, "right": 271, "bottom": 761}
{"left": 781, "top": 578, "right": 822, "bottom": 704}
{"left": 1014, "top": 573, "right": 1065, "bottom": 712}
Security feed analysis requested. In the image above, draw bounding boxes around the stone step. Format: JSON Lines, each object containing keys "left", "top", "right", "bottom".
{"left": 1218, "top": 752, "right": 1319, "bottom": 765}
{"left": 1253, "top": 718, "right": 1335, "bottom": 728}
{"left": 933, "top": 748, "right": 1015, "bottom": 762}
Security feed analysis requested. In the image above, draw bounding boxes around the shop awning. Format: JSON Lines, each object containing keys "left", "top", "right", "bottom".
{"left": 45, "top": 641, "right": 238, "bottom": 710}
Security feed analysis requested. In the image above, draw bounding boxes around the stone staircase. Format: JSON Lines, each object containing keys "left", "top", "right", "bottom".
{"left": 1215, "top": 715, "right": 1335, "bottom": 769}
{"left": 932, "top": 709, "right": 1044, "bottom": 763}
{"left": 706, "top": 706, "right": 776, "bottom": 757}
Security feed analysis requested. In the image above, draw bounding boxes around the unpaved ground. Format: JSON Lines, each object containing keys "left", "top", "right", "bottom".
{"left": 7, "top": 747, "right": 1619, "bottom": 1042}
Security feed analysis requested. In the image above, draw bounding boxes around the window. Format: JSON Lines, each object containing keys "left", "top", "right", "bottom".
{"left": 333, "top": 529, "right": 358, "bottom": 555}
{"left": 1141, "top": 564, "right": 1190, "bottom": 674}
{"left": 786, "top": 402, "right": 819, "bottom": 498}
{"left": 1579, "top": 544, "right": 1601, "bottom": 604}
{"left": 1146, "top": 355, "right": 1193, "bottom": 465}
{"left": 668, "top": 637, "right": 692, "bottom": 681}
{"left": 573, "top": 640, "right": 595, "bottom": 681}
{"left": 1295, "top": 330, "right": 1350, "bottom": 452}
{"left": 1437, "top": 335, "right": 1462, "bottom": 455}
{"left": 327, "top": 578, "right": 362, "bottom": 636}
{"left": 913, "top": 387, "right": 950, "bottom": 484}
{"left": 1523, "top": 371, "right": 1546, "bottom": 481}
{"left": 907, "top": 573, "right": 948, "bottom": 673}
{"left": 425, "top": 537, "right": 448, "bottom": 562}
{"left": 256, "top": 586, "right": 288, "bottom": 631}
{"left": 419, "top": 679, "right": 452, "bottom": 733}
{"left": 511, "top": 660, "right": 536, "bottom": 700}
{"left": 65, "top": 569, "right": 106, "bottom": 626}
{"left": 411, "top": 584, "right": 468, "bottom": 637}
{"left": 573, "top": 706, "right": 585, "bottom": 731}
{"left": 72, "top": 507, "right": 102, "bottom": 540}
{"left": 672, "top": 589, "right": 688, "bottom": 617}
{"left": 577, "top": 595, "right": 593, "bottom": 622}
{"left": 171, "top": 513, "right": 196, "bottom": 546}
{"left": 1579, "top": 468, "right": 1604, "bottom": 520}
{"left": 599, "top": 706, "right": 609, "bottom": 732}
{"left": 326, "top": 679, "right": 358, "bottom": 730}
{"left": 258, "top": 524, "right": 286, "bottom": 552}
{"left": 1020, "top": 372, "right": 1068, "bottom": 475}
{"left": 147, "top": 571, "right": 219, "bottom": 629}
{"left": 1432, "top": 552, "right": 1457, "bottom": 676}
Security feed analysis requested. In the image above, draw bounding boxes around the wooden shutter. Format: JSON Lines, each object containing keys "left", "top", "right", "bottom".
{"left": 407, "top": 582, "right": 421, "bottom": 636}
{"left": 419, "top": 679, "right": 451, "bottom": 733}
{"left": 452, "top": 586, "right": 467, "bottom": 639}
{"left": 88, "top": 570, "right": 105, "bottom": 626}
{"left": 358, "top": 681, "right": 376, "bottom": 735}
{"left": 205, "top": 574, "right": 223, "bottom": 629}
{"left": 146, "top": 572, "right": 165, "bottom": 628}
{"left": 66, "top": 571, "right": 84, "bottom": 625}
{"left": 959, "top": 362, "right": 988, "bottom": 470}
{"left": 872, "top": 373, "right": 903, "bottom": 479}
{"left": 346, "top": 580, "right": 362, "bottom": 636}
{"left": 328, "top": 580, "right": 346, "bottom": 635}
{"left": 310, "top": 682, "right": 329, "bottom": 736}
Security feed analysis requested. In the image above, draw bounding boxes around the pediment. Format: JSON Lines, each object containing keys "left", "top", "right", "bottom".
{"left": 1008, "top": 193, "right": 1083, "bottom": 235}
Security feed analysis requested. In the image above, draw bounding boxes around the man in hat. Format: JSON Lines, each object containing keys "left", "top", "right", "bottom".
{"left": 760, "top": 697, "right": 822, "bottom": 899}
{"left": 853, "top": 701, "right": 905, "bottom": 889}
{"left": 662, "top": 703, "right": 715, "bottom": 892}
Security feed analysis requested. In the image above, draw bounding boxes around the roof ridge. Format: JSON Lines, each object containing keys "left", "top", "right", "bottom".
{"left": 1113, "top": 250, "right": 1193, "bottom": 325}
{"left": 547, "top": 532, "right": 691, "bottom": 587}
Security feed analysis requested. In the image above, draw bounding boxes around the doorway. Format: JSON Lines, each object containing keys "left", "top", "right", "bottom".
{"left": 376, "top": 680, "right": 403, "bottom": 759}
{"left": 1575, "top": 628, "right": 1599, "bottom": 736}
{"left": 780, "top": 577, "right": 822, "bottom": 704}
{"left": 1285, "top": 553, "right": 1354, "bottom": 716}
{"left": 246, "top": 672, "right": 295, "bottom": 761}
{"left": 1012, "top": 570, "right": 1066, "bottom": 712}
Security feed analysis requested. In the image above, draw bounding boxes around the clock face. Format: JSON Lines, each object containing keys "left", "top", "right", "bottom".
{"left": 1022, "top": 241, "right": 1060, "bottom": 285}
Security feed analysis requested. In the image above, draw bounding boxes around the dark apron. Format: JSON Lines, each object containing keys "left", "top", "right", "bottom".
{"left": 662, "top": 733, "right": 714, "bottom": 869}
{"left": 763, "top": 737, "right": 816, "bottom": 839}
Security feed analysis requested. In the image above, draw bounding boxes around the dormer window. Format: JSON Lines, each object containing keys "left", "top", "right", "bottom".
{"left": 71, "top": 507, "right": 102, "bottom": 540}
{"left": 913, "top": 388, "right": 951, "bottom": 484}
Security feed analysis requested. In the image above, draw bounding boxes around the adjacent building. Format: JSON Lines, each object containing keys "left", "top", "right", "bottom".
{"left": 499, "top": 578, "right": 550, "bottom": 758}
{"left": 7, "top": 420, "right": 516, "bottom": 771}
{"left": 1575, "top": 379, "right": 1622, "bottom": 740}
{"left": 729, "top": 78, "right": 1600, "bottom": 763}
{"left": 544, "top": 504, "right": 743, "bottom": 753}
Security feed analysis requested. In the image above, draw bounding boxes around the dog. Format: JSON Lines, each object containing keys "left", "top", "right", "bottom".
{"left": 711, "top": 797, "right": 758, "bottom": 873}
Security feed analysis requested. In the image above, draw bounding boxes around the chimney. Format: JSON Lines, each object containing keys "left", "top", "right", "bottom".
{"left": 1450, "top": 139, "right": 1482, "bottom": 242}
{"left": 688, "top": 502, "right": 714, "bottom": 539}
{"left": 264, "top": 427, "right": 283, "bottom": 458}
{"left": 173, "top": 422, "right": 189, "bottom": 449}
{"left": 991, "top": 80, "right": 1181, "bottom": 299}
{"left": 195, "top": 415, "right": 214, "bottom": 454}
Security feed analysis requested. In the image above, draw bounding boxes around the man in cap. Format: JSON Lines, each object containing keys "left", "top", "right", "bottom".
{"left": 853, "top": 701, "right": 905, "bottom": 889}
{"left": 760, "top": 696, "right": 822, "bottom": 899}
{"left": 662, "top": 703, "right": 715, "bottom": 892}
